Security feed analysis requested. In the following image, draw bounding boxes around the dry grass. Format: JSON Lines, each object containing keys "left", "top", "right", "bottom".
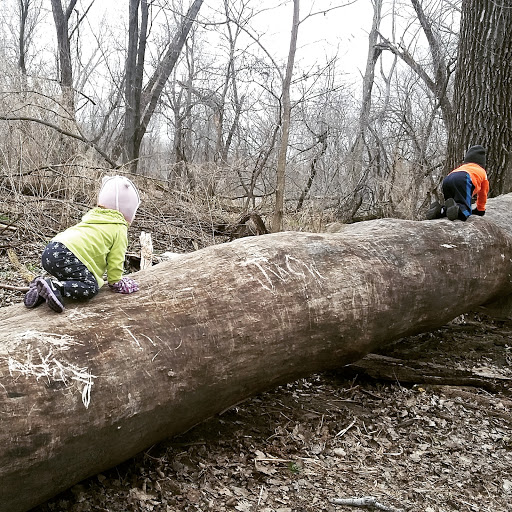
{"left": 1, "top": 160, "right": 244, "bottom": 253}
{"left": 1, "top": 158, "right": 335, "bottom": 262}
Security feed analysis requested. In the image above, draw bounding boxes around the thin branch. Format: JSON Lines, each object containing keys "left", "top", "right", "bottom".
{"left": 299, "top": 0, "right": 358, "bottom": 25}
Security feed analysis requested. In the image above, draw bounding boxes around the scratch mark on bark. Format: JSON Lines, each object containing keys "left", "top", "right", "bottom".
{"left": 241, "top": 256, "right": 326, "bottom": 292}
{"left": 7, "top": 349, "right": 95, "bottom": 409}
{"left": 3, "top": 330, "right": 96, "bottom": 408}
{"left": 123, "top": 326, "right": 143, "bottom": 351}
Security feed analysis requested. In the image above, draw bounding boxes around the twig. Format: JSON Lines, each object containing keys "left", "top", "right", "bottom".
{"left": 331, "top": 496, "right": 404, "bottom": 512}
{"left": 0, "top": 223, "right": 17, "bottom": 232}
{"left": 0, "top": 283, "right": 29, "bottom": 292}
{"left": 335, "top": 418, "right": 356, "bottom": 438}
{"left": 255, "top": 456, "right": 291, "bottom": 463}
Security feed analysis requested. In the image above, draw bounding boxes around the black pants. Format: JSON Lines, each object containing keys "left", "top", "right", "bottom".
{"left": 442, "top": 171, "right": 474, "bottom": 220}
{"left": 41, "top": 242, "right": 99, "bottom": 300}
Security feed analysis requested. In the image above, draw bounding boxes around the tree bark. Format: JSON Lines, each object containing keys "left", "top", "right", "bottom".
{"left": 3, "top": 194, "right": 512, "bottom": 511}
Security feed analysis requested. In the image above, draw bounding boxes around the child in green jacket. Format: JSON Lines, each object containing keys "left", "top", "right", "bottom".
{"left": 24, "top": 175, "right": 141, "bottom": 313}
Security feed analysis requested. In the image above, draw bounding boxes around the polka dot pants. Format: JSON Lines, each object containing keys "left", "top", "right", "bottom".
{"left": 42, "top": 242, "right": 100, "bottom": 301}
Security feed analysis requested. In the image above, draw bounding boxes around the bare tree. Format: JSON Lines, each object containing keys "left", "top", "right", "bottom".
{"left": 49, "top": 0, "right": 100, "bottom": 163}
{"left": 375, "top": 0, "right": 457, "bottom": 134}
{"left": 17, "top": 0, "right": 31, "bottom": 76}
{"left": 219, "top": 0, "right": 245, "bottom": 164}
{"left": 12, "top": 0, "right": 44, "bottom": 91}
{"left": 121, "top": 0, "right": 149, "bottom": 167}
{"left": 119, "top": 0, "right": 204, "bottom": 172}
{"left": 409, "top": 0, "right": 454, "bottom": 133}
{"left": 164, "top": 42, "right": 197, "bottom": 192}
{"left": 342, "top": 0, "right": 459, "bottom": 219}
{"left": 340, "top": 0, "right": 383, "bottom": 221}
{"left": 295, "top": 125, "right": 328, "bottom": 212}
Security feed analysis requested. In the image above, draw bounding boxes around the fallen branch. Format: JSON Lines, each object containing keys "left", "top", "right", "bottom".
{"left": 345, "top": 353, "right": 511, "bottom": 393}
{"left": 331, "top": 496, "right": 404, "bottom": 512}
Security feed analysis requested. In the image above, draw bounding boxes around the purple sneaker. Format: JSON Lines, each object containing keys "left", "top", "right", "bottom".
{"left": 37, "top": 278, "right": 65, "bottom": 313}
{"left": 24, "top": 277, "right": 45, "bottom": 308}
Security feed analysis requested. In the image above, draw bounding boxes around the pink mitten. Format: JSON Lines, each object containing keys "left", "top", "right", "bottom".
{"left": 110, "top": 277, "right": 139, "bottom": 294}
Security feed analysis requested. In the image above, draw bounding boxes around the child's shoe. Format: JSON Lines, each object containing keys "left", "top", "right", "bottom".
{"left": 445, "top": 198, "right": 460, "bottom": 221}
{"left": 37, "top": 278, "right": 65, "bottom": 313}
{"left": 23, "top": 277, "right": 45, "bottom": 308}
{"left": 426, "top": 201, "right": 443, "bottom": 220}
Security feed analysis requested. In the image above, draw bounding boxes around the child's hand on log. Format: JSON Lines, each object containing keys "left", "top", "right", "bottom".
{"left": 109, "top": 277, "right": 139, "bottom": 294}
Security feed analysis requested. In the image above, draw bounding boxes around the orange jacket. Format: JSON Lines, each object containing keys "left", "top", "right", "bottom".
{"left": 450, "top": 162, "right": 489, "bottom": 211}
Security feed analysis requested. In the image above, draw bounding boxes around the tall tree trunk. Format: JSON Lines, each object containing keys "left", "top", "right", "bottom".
{"left": 17, "top": 0, "right": 30, "bottom": 76}
{"left": 445, "top": 0, "right": 512, "bottom": 194}
{"left": 122, "top": 0, "right": 149, "bottom": 168}
{"left": 119, "top": 0, "right": 204, "bottom": 172}
{"left": 271, "top": 0, "right": 300, "bottom": 232}
{"left": 3, "top": 193, "right": 512, "bottom": 512}
{"left": 50, "top": 0, "right": 79, "bottom": 162}
{"left": 50, "top": 0, "right": 77, "bottom": 117}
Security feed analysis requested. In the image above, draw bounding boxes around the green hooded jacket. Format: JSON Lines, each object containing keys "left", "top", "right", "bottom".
{"left": 53, "top": 207, "right": 129, "bottom": 287}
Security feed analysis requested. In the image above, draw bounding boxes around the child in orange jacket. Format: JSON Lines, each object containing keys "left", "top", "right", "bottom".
{"left": 426, "top": 145, "right": 489, "bottom": 221}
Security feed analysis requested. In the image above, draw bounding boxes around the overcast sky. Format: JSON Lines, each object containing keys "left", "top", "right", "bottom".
{"left": 91, "top": 0, "right": 376, "bottom": 84}
{"left": 253, "top": 0, "right": 374, "bottom": 76}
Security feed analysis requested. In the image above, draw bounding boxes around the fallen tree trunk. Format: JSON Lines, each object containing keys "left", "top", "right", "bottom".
{"left": 2, "top": 194, "right": 512, "bottom": 511}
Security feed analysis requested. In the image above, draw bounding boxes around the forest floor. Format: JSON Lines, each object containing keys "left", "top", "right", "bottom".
{"left": 1, "top": 199, "right": 511, "bottom": 512}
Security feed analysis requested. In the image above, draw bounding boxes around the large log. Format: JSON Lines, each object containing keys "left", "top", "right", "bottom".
{"left": 2, "top": 194, "right": 512, "bottom": 512}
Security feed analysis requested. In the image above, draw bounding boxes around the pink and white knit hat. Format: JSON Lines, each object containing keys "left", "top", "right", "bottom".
{"left": 97, "top": 176, "right": 141, "bottom": 223}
